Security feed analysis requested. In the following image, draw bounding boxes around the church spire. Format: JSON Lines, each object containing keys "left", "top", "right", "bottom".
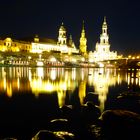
{"left": 82, "top": 20, "right": 85, "bottom": 30}
{"left": 79, "top": 20, "right": 87, "bottom": 54}
{"left": 81, "top": 20, "right": 85, "bottom": 38}
{"left": 100, "top": 17, "right": 109, "bottom": 44}
{"left": 102, "top": 16, "right": 107, "bottom": 31}
{"left": 104, "top": 16, "right": 106, "bottom": 23}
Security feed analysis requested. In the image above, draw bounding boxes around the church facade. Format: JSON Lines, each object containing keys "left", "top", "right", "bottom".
{"left": 0, "top": 37, "right": 31, "bottom": 52}
{"left": 31, "top": 23, "right": 79, "bottom": 54}
{"left": 0, "top": 23, "right": 79, "bottom": 54}
{"left": 89, "top": 17, "right": 117, "bottom": 62}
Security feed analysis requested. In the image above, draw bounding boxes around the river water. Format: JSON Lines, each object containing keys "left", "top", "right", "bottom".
{"left": 0, "top": 67, "right": 140, "bottom": 139}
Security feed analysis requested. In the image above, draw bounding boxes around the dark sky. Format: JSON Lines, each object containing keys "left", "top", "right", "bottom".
{"left": 0, "top": 0, "right": 140, "bottom": 55}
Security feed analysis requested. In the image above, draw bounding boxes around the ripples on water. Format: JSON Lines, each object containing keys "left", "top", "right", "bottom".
{"left": 0, "top": 67, "right": 140, "bottom": 139}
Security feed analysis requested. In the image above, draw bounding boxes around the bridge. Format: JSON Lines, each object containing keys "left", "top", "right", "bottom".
{"left": 97, "top": 58, "right": 140, "bottom": 69}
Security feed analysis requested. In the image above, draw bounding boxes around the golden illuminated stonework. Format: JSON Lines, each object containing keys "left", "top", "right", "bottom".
{"left": 89, "top": 17, "right": 117, "bottom": 62}
{"left": 79, "top": 21, "right": 87, "bottom": 55}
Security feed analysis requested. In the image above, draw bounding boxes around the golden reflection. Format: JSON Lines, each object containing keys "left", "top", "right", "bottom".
{"left": 50, "top": 68, "right": 57, "bottom": 80}
{"left": 127, "top": 69, "right": 140, "bottom": 87}
{"left": 57, "top": 90, "right": 66, "bottom": 107}
{"left": 7, "top": 83, "right": 12, "bottom": 98}
{"left": 72, "top": 68, "right": 76, "bottom": 80}
{"left": 17, "top": 78, "right": 20, "bottom": 90}
{"left": 78, "top": 81, "right": 86, "bottom": 105}
{"left": 87, "top": 68, "right": 124, "bottom": 112}
{"left": 3, "top": 77, "right": 6, "bottom": 90}
{"left": 28, "top": 68, "right": 77, "bottom": 97}
{"left": 1, "top": 67, "right": 140, "bottom": 112}
{"left": 37, "top": 67, "right": 44, "bottom": 78}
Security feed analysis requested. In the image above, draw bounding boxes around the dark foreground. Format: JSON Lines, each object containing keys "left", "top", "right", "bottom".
{"left": 0, "top": 91, "right": 140, "bottom": 140}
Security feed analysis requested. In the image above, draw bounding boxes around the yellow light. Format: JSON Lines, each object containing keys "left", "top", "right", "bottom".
{"left": 28, "top": 56, "right": 31, "bottom": 59}
{"left": 45, "top": 83, "right": 54, "bottom": 91}
{"left": 81, "top": 58, "right": 85, "bottom": 61}
{"left": 71, "top": 58, "right": 76, "bottom": 62}
{"left": 7, "top": 83, "right": 12, "bottom": 98}
{"left": 57, "top": 91, "right": 66, "bottom": 107}
{"left": 37, "top": 67, "right": 44, "bottom": 77}
{"left": 88, "top": 59, "right": 94, "bottom": 63}
{"left": 98, "top": 63, "right": 104, "bottom": 68}
{"left": 50, "top": 69, "right": 57, "bottom": 80}
{"left": 37, "top": 61, "right": 44, "bottom": 66}
{"left": 50, "top": 57, "right": 56, "bottom": 62}
{"left": 132, "top": 57, "right": 135, "bottom": 59}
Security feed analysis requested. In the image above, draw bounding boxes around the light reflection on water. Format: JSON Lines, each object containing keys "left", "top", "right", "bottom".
{"left": 0, "top": 67, "right": 140, "bottom": 112}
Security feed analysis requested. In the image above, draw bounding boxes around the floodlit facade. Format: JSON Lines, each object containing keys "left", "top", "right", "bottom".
{"left": 89, "top": 17, "right": 117, "bottom": 62}
{"left": 0, "top": 23, "right": 79, "bottom": 54}
{"left": 31, "top": 23, "right": 79, "bottom": 54}
{"left": 0, "top": 18, "right": 118, "bottom": 64}
{"left": 79, "top": 21, "right": 87, "bottom": 55}
{"left": 0, "top": 37, "right": 31, "bottom": 52}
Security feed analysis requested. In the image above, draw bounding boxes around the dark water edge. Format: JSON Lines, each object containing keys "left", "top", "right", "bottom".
{"left": 0, "top": 89, "right": 140, "bottom": 139}
{"left": 0, "top": 93, "right": 62, "bottom": 140}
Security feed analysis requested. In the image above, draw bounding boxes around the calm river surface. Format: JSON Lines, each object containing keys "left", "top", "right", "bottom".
{"left": 0, "top": 67, "right": 140, "bottom": 139}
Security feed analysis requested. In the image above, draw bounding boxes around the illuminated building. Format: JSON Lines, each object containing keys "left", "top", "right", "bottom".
{"left": 57, "top": 22, "right": 67, "bottom": 45}
{"left": 89, "top": 17, "right": 117, "bottom": 62}
{"left": 31, "top": 23, "right": 79, "bottom": 54}
{"left": 0, "top": 37, "right": 31, "bottom": 52}
{"left": 79, "top": 21, "right": 87, "bottom": 55}
{"left": 0, "top": 23, "right": 79, "bottom": 54}
{"left": 0, "top": 18, "right": 119, "bottom": 64}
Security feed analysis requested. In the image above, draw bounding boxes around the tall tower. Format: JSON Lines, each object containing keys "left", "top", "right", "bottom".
{"left": 98, "top": 16, "right": 110, "bottom": 52}
{"left": 58, "top": 22, "right": 67, "bottom": 45}
{"left": 79, "top": 21, "right": 87, "bottom": 54}
{"left": 93, "top": 17, "right": 117, "bottom": 62}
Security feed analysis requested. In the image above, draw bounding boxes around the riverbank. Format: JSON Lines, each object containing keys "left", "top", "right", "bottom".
{"left": 0, "top": 91, "right": 140, "bottom": 140}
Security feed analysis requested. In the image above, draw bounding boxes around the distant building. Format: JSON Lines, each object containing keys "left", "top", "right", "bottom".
{"left": 79, "top": 21, "right": 87, "bottom": 55}
{"left": 0, "top": 18, "right": 118, "bottom": 63}
{"left": 0, "top": 23, "right": 79, "bottom": 54}
{"left": 31, "top": 23, "right": 79, "bottom": 54}
{"left": 89, "top": 17, "right": 117, "bottom": 62}
{"left": 0, "top": 37, "right": 31, "bottom": 52}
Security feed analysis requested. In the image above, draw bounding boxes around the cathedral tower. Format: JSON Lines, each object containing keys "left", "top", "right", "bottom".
{"left": 100, "top": 17, "right": 110, "bottom": 50}
{"left": 92, "top": 17, "right": 117, "bottom": 61}
{"left": 79, "top": 21, "right": 87, "bottom": 54}
{"left": 58, "top": 23, "right": 67, "bottom": 45}
{"left": 96, "top": 16, "right": 110, "bottom": 53}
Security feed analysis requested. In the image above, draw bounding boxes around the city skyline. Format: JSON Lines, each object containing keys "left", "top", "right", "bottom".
{"left": 0, "top": 0, "right": 140, "bottom": 55}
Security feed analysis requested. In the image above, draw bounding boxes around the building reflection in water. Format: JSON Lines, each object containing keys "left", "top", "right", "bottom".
{"left": 0, "top": 67, "right": 140, "bottom": 112}
{"left": 87, "top": 68, "right": 120, "bottom": 112}
{"left": 127, "top": 69, "right": 140, "bottom": 90}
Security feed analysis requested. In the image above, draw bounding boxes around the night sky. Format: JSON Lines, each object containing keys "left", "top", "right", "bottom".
{"left": 0, "top": 0, "right": 140, "bottom": 55}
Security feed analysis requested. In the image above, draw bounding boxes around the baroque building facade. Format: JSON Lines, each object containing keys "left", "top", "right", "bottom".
{"left": 0, "top": 23, "right": 79, "bottom": 54}
{"left": 0, "top": 18, "right": 118, "bottom": 64}
{"left": 89, "top": 17, "right": 117, "bottom": 62}
{"left": 0, "top": 37, "right": 31, "bottom": 52}
{"left": 31, "top": 23, "right": 79, "bottom": 54}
